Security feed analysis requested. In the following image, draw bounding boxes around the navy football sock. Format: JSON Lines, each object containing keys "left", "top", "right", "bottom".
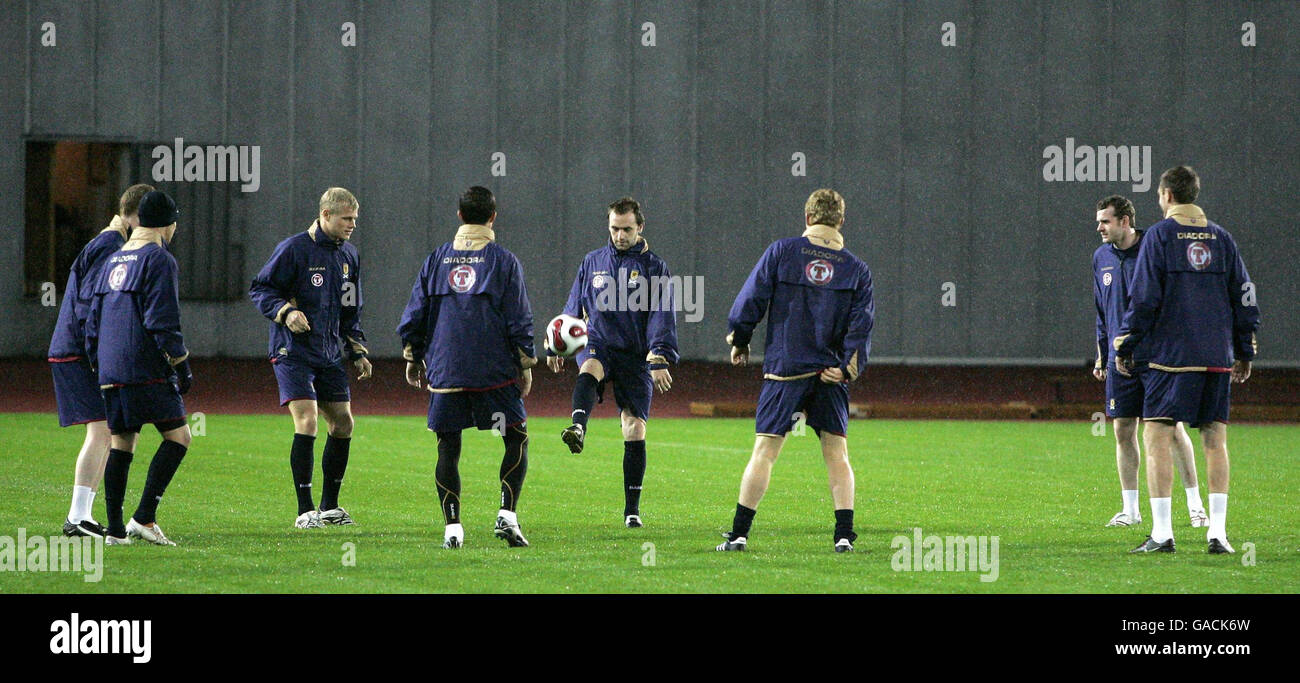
{"left": 320, "top": 435, "right": 350, "bottom": 511}
{"left": 571, "top": 372, "right": 599, "bottom": 428}
{"left": 290, "top": 433, "right": 316, "bottom": 515}
{"left": 834, "top": 508, "right": 855, "bottom": 541}
{"left": 623, "top": 440, "right": 646, "bottom": 516}
{"left": 103, "top": 449, "right": 134, "bottom": 537}
{"left": 132, "top": 439, "right": 187, "bottom": 525}
{"left": 435, "top": 431, "right": 462, "bottom": 524}
{"left": 731, "top": 503, "right": 757, "bottom": 540}
{"left": 499, "top": 425, "right": 528, "bottom": 512}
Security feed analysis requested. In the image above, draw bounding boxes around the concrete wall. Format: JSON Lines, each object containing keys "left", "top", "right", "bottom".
{"left": 2, "top": 0, "right": 1295, "bottom": 363}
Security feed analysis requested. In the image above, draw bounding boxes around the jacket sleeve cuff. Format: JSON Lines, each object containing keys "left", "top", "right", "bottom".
{"left": 274, "top": 302, "right": 296, "bottom": 325}
{"left": 345, "top": 336, "right": 369, "bottom": 360}
{"left": 518, "top": 347, "right": 538, "bottom": 369}
{"left": 843, "top": 350, "right": 861, "bottom": 382}
{"left": 726, "top": 330, "right": 751, "bottom": 350}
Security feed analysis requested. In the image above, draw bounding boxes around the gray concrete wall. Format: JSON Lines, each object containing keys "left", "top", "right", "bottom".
{"left": 3, "top": 0, "right": 1295, "bottom": 363}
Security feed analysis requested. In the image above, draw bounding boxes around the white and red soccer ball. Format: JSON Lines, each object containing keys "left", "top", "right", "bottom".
{"left": 545, "top": 314, "right": 588, "bottom": 357}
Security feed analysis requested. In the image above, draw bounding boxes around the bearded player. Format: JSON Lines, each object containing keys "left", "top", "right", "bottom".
{"left": 548, "top": 197, "right": 678, "bottom": 529}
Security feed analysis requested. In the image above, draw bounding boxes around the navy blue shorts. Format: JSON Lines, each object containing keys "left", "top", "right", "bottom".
{"left": 272, "top": 358, "right": 350, "bottom": 406}
{"left": 1105, "top": 363, "right": 1145, "bottom": 418}
{"left": 577, "top": 345, "right": 653, "bottom": 422}
{"left": 427, "top": 381, "right": 526, "bottom": 433}
{"left": 103, "top": 382, "right": 186, "bottom": 435}
{"left": 1143, "top": 369, "right": 1230, "bottom": 428}
{"left": 50, "top": 358, "right": 106, "bottom": 427}
{"left": 755, "top": 376, "right": 849, "bottom": 437}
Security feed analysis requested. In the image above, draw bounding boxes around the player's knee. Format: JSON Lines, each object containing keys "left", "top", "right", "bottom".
{"left": 580, "top": 359, "right": 605, "bottom": 382}
{"left": 85, "top": 422, "right": 112, "bottom": 452}
{"left": 622, "top": 417, "right": 646, "bottom": 440}
{"left": 110, "top": 433, "right": 137, "bottom": 452}
{"left": 1113, "top": 418, "right": 1138, "bottom": 441}
{"left": 329, "top": 413, "right": 354, "bottom": 438}
{"left": 1200, "top": 422, "right": 1228, "bottom": 452}
{"left": 753, "top": 436, "right": 783, "bottom": 463}
{"left": 165, "top": 426, "right": 192, "bottom": 448}
{"left": 295, "top": 414, "right": 318, "bottom": 435}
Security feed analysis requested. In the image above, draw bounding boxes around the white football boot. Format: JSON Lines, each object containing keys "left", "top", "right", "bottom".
{"left": 295, "top": 510, "right": 324, "bottom": 529}
{"left": 126, "top": 519, "right": 176, "bottom": 546}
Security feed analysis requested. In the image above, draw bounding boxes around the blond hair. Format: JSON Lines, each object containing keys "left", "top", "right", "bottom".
{"left": 805, "top": 189, "right": 845, "bottom": 227}
{"left": 319, "top": 187, "right": 359, "bottom": 216}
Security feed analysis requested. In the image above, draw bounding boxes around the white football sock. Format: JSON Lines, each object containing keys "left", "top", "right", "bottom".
{"left": 69, "top": 486, "right": 94, "bottom": 523}
{"left": 1185, "top": 486, "right": 1204, "bottom": 513}
{"left": 1150, "top": 498, "right": 1173, "bottom": 543}
{"left": 1208, "top": 493, "right": 1228, "bottom": 541}
{"left": 444, "top": 523, "right": 464, "bottom": 542}
{"left": 1122, "top": 490, "right": 1140, "bottom": 518}
{"left": 497, "top": 509, "right": 518, "bottom": 526}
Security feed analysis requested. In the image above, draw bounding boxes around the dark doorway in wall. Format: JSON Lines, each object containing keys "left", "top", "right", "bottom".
{"left": 24, "top": 139, "right": 245, "bottom": 301}
{"left": 23, "top": 140, "right": 131, "bottom": 297}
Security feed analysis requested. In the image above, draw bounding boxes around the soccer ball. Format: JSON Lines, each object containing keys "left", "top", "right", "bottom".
{"left": 545, "top": 314, "right": 588, "bottom": 357}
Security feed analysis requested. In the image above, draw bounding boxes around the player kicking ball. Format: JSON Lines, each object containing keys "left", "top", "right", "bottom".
{"left": 715, "top": 189, "right": 873, "bottom": 553}
{"left": 250, "top": 188, "right": 372, "bottom": 529}
{"left": 49, "top": 183, "right": 153, "bottom": 538}
{"left": 84, "top": 191, "right": 194, "bottom": 546}
{"left": 548, "top": 197, "right": 679, "bottom": 529}
{"left": 398, "top": 186, "right": 536, "bottom": 549}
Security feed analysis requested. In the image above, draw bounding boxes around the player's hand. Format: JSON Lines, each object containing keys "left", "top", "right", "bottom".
{"left": 519, "top": 367, "right": 533, "bottom": 398}
{"left": 547, "top": 355, "right": 565, "bottom": 373}
{"left": 1231, "top": 360, "right": 1252, "bottom": 384}
{"left": 1115, "top": 356, "right": 1134, "bottom": 377}
{"left": 353, "top": 356, "right": 372, "bottom": 380}
{"left": 405, "top": 361, "right": 425, "bottom": 389}
{"left": 651, "top": 368, "right": 672, "bottom": 393}
{"left": 731, "top": 345, "right": 748, "bottom": 366}
{"left": 820, "top": 367, "right": 845, "bottom": 384}
{"left": 285, "top": 310, "right": 311, "bottom": 334}
{"left": 174, "top": 360, "right": 193, "bottom": 395}
{"left": 1092, "top": 366, "right": 1106, "bottom": 381}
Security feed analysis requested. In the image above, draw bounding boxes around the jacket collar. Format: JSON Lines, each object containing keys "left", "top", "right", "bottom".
{"left": 803, "top": 224, "right": 844, "bottom": 250}
{"left": 608, "top": 237, "right": 649, "bottom": 255}
{"left": 1111, "top": 228, "right": 1143, "bottom": 256}
{"left": 309, "top": 220, "right": 342, "bottom": 248}
{"left": 1165, "top": 204, "right": 1208, "bottom": 228}
{"left": 454, "top": 224, "right": 496, "bottom": 250}
{"left": 122, "top": 228, "right": 167, "bottom": 251}
{"left": 102, "top": 215, "right": 131, "bottom": 240}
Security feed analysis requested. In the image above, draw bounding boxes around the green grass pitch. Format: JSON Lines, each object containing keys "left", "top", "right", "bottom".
{"left": 2, "top": 413, "right": 1297, "bottom": 593}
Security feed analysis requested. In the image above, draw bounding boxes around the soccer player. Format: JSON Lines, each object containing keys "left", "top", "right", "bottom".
{"left": 548, "top": 197, "right": 678, "bottom": 528}
{"left": 715, "top": 189, "right": 873, "bottom": 553}
{"left": 84, "top": 190, "right": 193, "bottom": 546}
{"left": 249, "top": 187, "right": 372, "bottom": 529}
{"left": 398, "top": 186, "right": 536, "bottom": 549}
{"left": 49, "top": 183, "right": 153, "bottom": 538}
{"left": 1091, "top": 195, "right": 1207, "bottom": 528}
{"left": 1115, "top": 166, "right": 1260, "bottom": 554}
